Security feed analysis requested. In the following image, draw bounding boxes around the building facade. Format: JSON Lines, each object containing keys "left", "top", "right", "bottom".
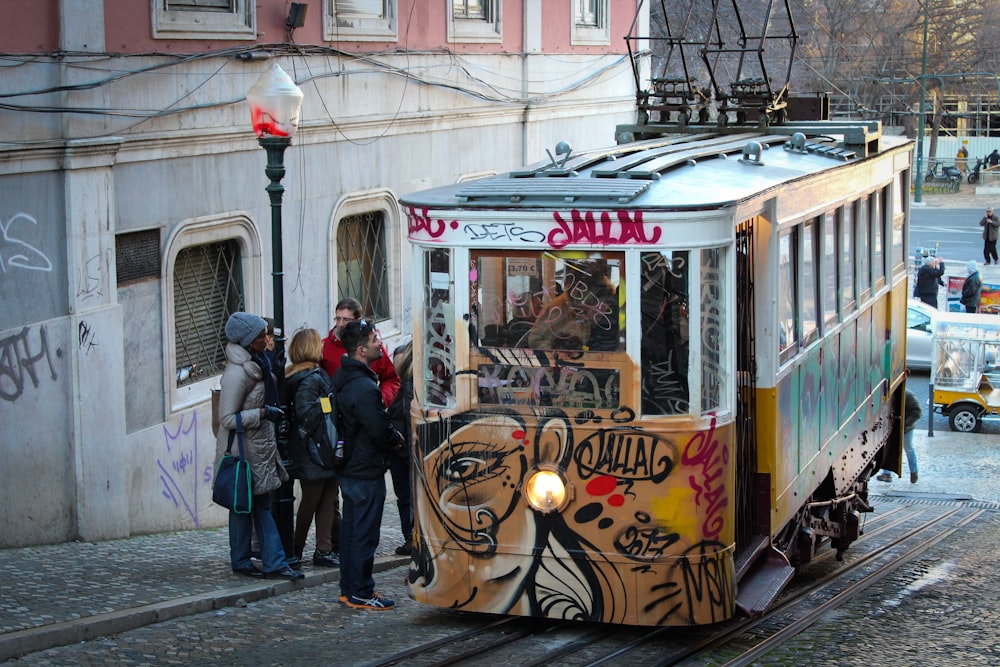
{"left": 0, "top": 0, "right": 647, "bottom": 547}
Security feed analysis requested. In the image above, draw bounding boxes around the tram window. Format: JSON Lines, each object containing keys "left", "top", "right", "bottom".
{"left": 700, "top": 247, "right": 725, "bottom": 413}
{"left": 778, "top": 229, "right": 798, "bottom": 361}
{"left": 872, "top": 192, "right": 886, "bottom": 286}
{"left": 641, "top": 251, "right": 690, "bottom": 415}
{"left": 471, "top": 251, "right": 622, "bottom": 352}
{"left": 889, "top": 184, "right": 905, "bottom": 275}
{"left": 423, "top": 248, "right": 455, "bottom": 408}
{"left": 857, "top": 198, "right": 871, "bottom": 299}
{"left": 822, "top": 211, "right": 838, "bottom": 329}
{"left": 801, "top": 222, "right": 819, "bottom": 346}
{"left": 840, "top": 205, "right": 856, "bottom": 314}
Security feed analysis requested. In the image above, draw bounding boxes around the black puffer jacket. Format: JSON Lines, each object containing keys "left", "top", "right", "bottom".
{"left": 332, "top": 356, "right": 402, "bottom": 480}
{"left": 281, "top": 365, "right": 336, "bottom": 482}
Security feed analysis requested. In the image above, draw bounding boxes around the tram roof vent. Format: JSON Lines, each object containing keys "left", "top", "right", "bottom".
{"left": 455, "top": 178, "right": 652, "bottom": 204}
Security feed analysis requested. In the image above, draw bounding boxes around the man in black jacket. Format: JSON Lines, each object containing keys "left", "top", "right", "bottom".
{"left": 333, "top": 319, "right": 404, "bottom": 611}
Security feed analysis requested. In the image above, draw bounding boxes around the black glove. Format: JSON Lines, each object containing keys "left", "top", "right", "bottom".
{"left": 262, "top": 405, "right": 284, "bottom": 423}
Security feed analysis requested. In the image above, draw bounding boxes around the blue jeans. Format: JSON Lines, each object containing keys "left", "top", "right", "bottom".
{"left": 339, "top": 475, "right": 386, "bottom": 599}
{"left": 229, "top": 492, "right": 290, "bottom": 573}
{"left": 902, "top": 428, "right": 918, "bottom": 474}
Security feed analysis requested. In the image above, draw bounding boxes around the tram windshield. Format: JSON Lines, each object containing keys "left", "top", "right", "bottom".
{"left": 417, "top": 245, "right": 726, "bottom": 418}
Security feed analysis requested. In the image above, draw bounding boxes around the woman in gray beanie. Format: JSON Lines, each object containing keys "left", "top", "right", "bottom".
{"left": 216, "top": 312, "right": 303, "bottom": 580}
{"left": 961, "top": 260, "right": 982, "bottom": 313}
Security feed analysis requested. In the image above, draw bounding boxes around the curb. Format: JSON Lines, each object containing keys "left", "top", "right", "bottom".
{"left": 0, "top": 556, "right": 408, "bottom": 661}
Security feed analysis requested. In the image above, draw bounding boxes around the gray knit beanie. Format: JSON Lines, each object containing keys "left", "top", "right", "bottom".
{"left": 225, "top": 312, "right": 267, "bottom": 348}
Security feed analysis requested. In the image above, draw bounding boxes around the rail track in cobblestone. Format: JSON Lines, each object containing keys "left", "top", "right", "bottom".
{"left": 366, "top": 498, "right": 990, "bottom": 667}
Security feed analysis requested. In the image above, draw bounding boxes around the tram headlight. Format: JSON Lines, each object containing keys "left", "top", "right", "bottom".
{"left": 523, "top": 466, "right": 571, "bottom": 514}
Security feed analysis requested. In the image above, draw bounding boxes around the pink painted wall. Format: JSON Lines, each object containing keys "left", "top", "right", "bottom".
{"left": 1, "top": 1, "right": 635, "bottom": 55}
{"left": 2, "top": 0, "right": 59, "bottom": 52}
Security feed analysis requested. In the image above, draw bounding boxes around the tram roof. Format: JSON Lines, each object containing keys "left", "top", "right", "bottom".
{"left": 400, "top": 123, "right": 912, "bottom": 211}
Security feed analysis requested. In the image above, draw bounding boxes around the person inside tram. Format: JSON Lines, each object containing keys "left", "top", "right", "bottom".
{"left": 526, "top": 259, "right": 617, "bottom": 351}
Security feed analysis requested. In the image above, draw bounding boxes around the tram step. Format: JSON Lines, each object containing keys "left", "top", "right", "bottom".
{"left": 735, "top": 545, "right": 796, "bottom": 618}
{"left": 734, "top": 534, "right": 770, "bottom": 582}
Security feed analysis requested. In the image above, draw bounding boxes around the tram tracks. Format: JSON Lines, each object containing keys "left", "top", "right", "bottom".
{"left": 365, "top": 501, "right": 986, "bottom": 667}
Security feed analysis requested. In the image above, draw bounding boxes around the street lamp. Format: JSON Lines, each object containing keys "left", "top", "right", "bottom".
{"left": 247, "top": 62, "right": 303, "bottom": 565}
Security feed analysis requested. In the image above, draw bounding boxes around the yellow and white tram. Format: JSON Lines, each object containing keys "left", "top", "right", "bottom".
{"left": 400, "top": 122, "right": 912, "bottom": 626}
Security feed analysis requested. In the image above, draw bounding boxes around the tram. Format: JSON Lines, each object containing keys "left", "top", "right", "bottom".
{"left": 400, "top": 122, "right": 912, "bottom": 626}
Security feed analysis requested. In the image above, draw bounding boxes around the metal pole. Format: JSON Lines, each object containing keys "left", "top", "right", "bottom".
{"left": 914, "top": 1, "right": 929, "bottom": 204}
{"left": 259, "top": 136, "right": 297, "bottom": 566}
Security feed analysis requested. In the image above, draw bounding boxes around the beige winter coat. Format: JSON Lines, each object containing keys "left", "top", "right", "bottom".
{"left": 215, "top": 342, "right": 288, "bottom": 496}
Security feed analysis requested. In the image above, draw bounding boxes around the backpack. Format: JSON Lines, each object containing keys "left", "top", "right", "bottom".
{"left": 285, "top": 368, "right": 347, "bottom": 472}
{"left": 298, "top": 389, "right": 346, "bottom": 471}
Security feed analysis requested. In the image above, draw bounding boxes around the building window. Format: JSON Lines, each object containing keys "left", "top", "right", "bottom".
{"left": 152, "top": 0, "right": 256, "bottom": 40}
{"left": 173, "top": 240, "right": 244, "bottom": 388}
{"left": 324, "top": 0, "right": 397, "bottom": 42}
{"left": 447, "top": 0, "right": 501, "bottom": 43}
{"left": 337, "top": 210, "right": 390, "bottom": 322}
{"left": 163, "top": 214, "right": 261, "bottom": 413}
{"left": 571, "top": 0, "right": 609, "bottom": 46}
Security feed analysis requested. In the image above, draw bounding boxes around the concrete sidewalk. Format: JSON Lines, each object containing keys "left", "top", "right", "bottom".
{"left": 0, "top": 494, "right": 410, "bottom": 662}
{"left": 2, "top": 426, "right": 996, "bottom": 661}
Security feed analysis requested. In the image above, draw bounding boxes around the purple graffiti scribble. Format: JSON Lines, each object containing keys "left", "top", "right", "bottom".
{"left": 159, "top": 411, "right": 201, "bottom": 527}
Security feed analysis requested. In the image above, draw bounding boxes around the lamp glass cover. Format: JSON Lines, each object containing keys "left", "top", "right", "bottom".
{"left": 247, "top": 63, "right": 304, "bottom": 138}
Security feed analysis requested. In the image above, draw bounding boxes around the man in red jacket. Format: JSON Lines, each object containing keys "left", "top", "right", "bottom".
{"left": 321, "top": 297, "right": 400, "bottom": 408}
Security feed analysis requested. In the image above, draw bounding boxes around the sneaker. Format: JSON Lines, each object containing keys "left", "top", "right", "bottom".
{"left": 910, "top": 471, "right": 918, "bottom": 484}
{"left": 313, "top": 550, "right": 340, "bottom": 568}
{"left": 875, "top": 472, "right": 892, "bottom": 482}
{"left": 344, "top": 592, "right": 395, "bottom": 610}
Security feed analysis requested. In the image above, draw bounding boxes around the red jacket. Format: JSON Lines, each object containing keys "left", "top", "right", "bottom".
{"left": 320, "top": 328, "right": 400, "bottom": 407}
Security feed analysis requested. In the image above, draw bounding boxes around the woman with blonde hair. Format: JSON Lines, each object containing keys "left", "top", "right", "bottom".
{"left": 282, "top": 328, "right": 341, "bottom": 567}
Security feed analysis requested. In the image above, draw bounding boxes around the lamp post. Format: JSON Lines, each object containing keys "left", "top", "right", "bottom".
{"left": 247, "top": 62, "right": 303, "bottom": 565}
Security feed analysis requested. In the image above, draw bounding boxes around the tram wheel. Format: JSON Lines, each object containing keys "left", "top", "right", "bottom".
{"left": 948, "top": 406, "right": 982, "bottom": 432}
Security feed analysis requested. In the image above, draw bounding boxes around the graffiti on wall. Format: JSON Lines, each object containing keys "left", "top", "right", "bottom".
{"left": 0, "top": 324, "right": 58, "bottom": 402}
{"left": 159, "top": 410, "right": 212, "bottom": 527}
{"left": 0, "top": 213, "right": 53, "bottom": 275}
{"left": 408, "top": 408, "right": 735, "bottom": 626}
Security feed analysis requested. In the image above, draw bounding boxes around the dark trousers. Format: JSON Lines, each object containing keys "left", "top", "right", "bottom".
{"left": 338, "top": 475, "right": 386, "bottom": 599}
{"left": 388, "top": 450, "right": 413, "bottom": 543}
{"left": 985, "top": 239, "right": 998, "bottom": 264}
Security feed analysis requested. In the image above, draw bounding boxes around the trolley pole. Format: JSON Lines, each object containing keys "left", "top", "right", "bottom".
{"left": 914, "top": 1, "right": 929, "bottom": 204}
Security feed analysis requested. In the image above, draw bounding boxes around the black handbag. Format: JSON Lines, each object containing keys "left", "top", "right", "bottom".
{"left": 213, "top": 413, "right": 253, "bottom": 513}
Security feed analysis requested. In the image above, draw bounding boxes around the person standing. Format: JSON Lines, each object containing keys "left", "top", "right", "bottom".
{"left": 216, "top": 312, "right": 303, "bottom": 580}
{"left": 283, "top": 328, "right": 341, "bottom": 569}
{"left": 980, "top": 207, "right": 1000, "bottom": 265}
{"left": 961, "top": 260, "right": 983, "bottom": 313}
{"left": 876, "top": 385, "right": 920, "bottom": 484}
{"left": 914, "top": 255, "right": 945, "bottom": 308}
{"left": 386, "top": 340, "right": 414, "bottom": 556}
{"left": 319, "top": 297, "right": 400, "bottom": 554}
{"left": 957, "top": 144, "right": 969, "bottom": 173}
{"left": 333, "top": 319, "right": 405, "bottom": 610}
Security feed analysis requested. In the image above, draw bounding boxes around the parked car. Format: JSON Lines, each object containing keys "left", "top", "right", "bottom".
{"left": 906, "top": 299, "right": 936, "bottom": 371}
{"left": 907, "top": 299, "right": 997, "bottom": 373}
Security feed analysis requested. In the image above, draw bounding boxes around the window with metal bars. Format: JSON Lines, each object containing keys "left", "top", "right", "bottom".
{"left": 336, "top": 210, "right": 389, "bottom": 321}
{"left": 173, "top": 240, "right": 245, "bottom": 387}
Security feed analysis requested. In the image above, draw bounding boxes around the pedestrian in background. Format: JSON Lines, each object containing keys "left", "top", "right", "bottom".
{"left": 283, "top": 328, "right": 341, "bottom": 569}
{"left": 914, "top": 255, "right": 945, "bottom": 308}
{"left": 387, "top": 339, "right": 414, "bottom": 556}
{"left": 877, "top": 383, "right": 920, "bottom": 484}
{"left": 333, "top": 319, "right": 405, "bottom": 610}
{"left": 961, "top": 260, "right": 983, "bottom": 313}
{"left": 216, "top": 312, "right": 303, "bottom": 580}
{"left": 957, "top": 144, "right": 969, "bottom": 173}
{"left": 980, "top": 206, "right": 1000, "bottom": 265}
